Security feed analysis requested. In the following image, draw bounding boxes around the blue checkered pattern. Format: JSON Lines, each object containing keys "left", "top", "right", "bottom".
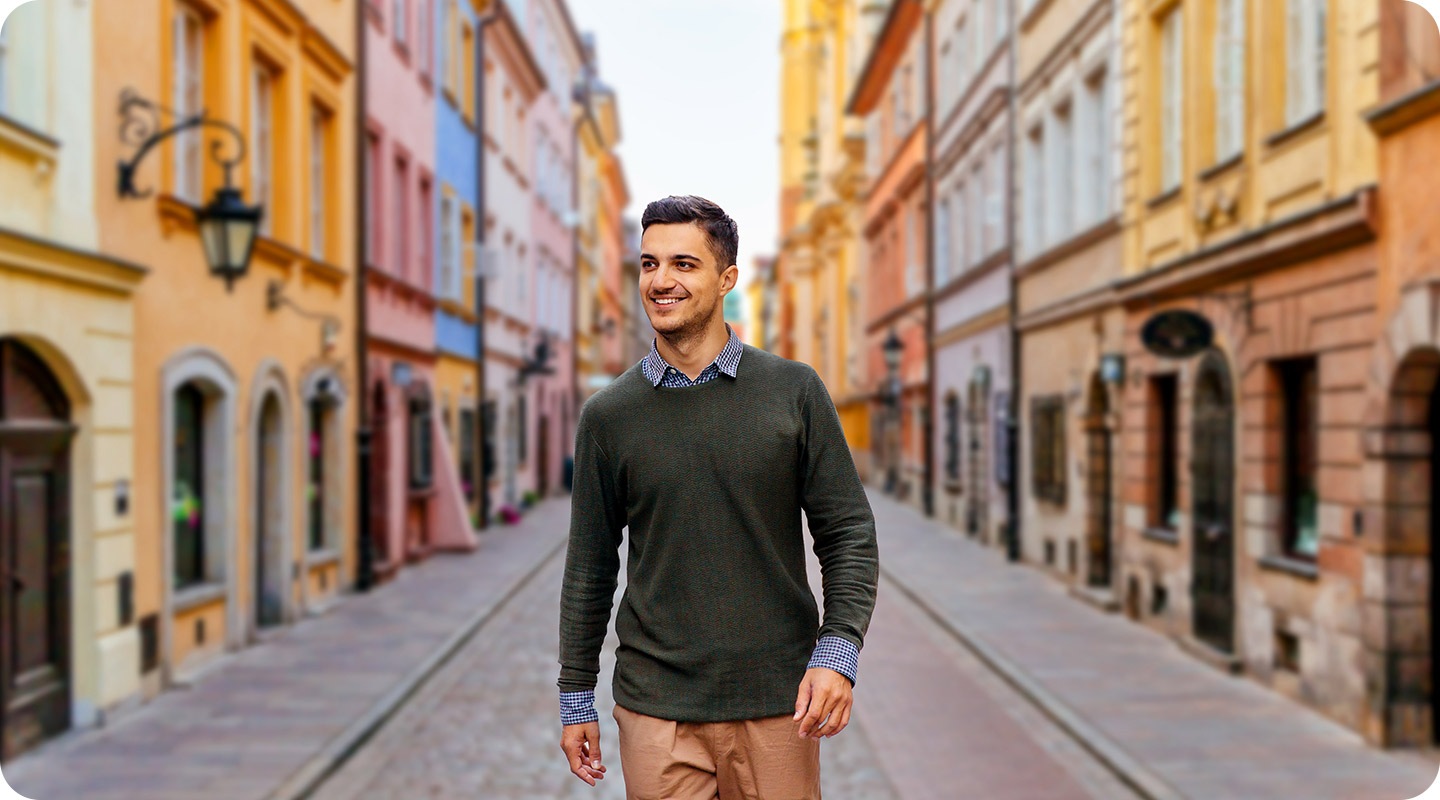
{"left": 641, "top": 325, "right": 744, "bottom": 387}
{"left": 560, "top": 326, "right": 863, "bottom": 726}
{"left": 560, "top": 690, "right": 599, "bottom": 726}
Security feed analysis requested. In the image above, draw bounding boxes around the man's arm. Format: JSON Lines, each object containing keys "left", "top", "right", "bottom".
{"left": 557, "top": 407, "right": 625, "bottom": 784}
{"left": 794, "top": 369, "right": 879, "bottom": 738}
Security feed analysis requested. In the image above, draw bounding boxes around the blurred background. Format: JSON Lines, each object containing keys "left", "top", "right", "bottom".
{"left": 1, "top": 0, "right": 1440, "bottom": 797}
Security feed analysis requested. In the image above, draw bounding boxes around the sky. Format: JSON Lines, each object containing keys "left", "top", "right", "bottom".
{"left": 566, "top": 0, "right": 780, "bottom": 299}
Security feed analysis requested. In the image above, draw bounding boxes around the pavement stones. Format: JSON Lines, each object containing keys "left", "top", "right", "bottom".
{"left": 869, "top": 490, "right": 1438, "bottom": 800}
{"left": 2, "top": 500, "right": 572, "bottom": 800}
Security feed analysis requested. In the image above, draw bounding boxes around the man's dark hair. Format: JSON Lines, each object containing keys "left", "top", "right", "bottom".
{"left": 640, "top": 195, "right": 739, "bottom": 270}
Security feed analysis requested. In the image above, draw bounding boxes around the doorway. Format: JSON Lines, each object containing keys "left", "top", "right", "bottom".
{"left": 254, "top": 393, "right": 285, "bottom": 631}
{"left": 1191, "top": 350, "right": 1236, "bottom": 654}
{"left": 0, "top": 339, "right": 74, "bottom": 760}
{"left": 1085, "top": 373, "right": 1114, "bottom": 588}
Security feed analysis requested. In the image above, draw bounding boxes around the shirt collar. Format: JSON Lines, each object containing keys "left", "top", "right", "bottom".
{"left": 643, "top": 325, "right": 743, "bottom": 387}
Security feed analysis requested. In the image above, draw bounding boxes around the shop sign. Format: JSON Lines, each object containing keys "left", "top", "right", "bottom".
{"left": 1141, "top": 310, "right": 1213, "bottom": 358}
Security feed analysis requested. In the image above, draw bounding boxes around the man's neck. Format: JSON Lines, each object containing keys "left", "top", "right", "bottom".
{"left": 656, "top": 321, "right": 731, "bottom": 381}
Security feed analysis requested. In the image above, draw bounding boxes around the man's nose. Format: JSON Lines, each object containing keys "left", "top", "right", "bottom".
{"left": 652, "top": 264, "right": 678, "bottom": 290}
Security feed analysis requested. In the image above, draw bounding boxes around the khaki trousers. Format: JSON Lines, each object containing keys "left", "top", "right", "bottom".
{"left": 613, "top": 704, "right": 821, "bottom": 800}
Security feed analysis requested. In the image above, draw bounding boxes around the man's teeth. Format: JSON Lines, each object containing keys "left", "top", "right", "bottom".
{"left": 655, "top": 298, "right": 683, "bottom": 305}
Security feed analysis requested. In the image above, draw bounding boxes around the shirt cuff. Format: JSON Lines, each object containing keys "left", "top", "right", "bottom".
{"left": 560, "top": 690, "right": 599, "bottom": 726}
{"left": 807, "top": 636, "right": 860, "bottom": 685}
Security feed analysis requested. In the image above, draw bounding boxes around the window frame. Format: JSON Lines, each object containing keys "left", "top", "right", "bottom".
{"left": 1284, "top": 0, "right": 1327, "bottom": 126}
{"left": 250, "top": 58, "right": 276, "bottom": 237}
{"left": 1159, "top": 6, "right": 1184, "bottom": 193}
{"left": 309, "top": 103, "right": 330, "bottom": 261}
{"left": 173, "top": 383, "right": 207, "bottom": 589}
{"left": 1030, "top": 394, "right": 1067, "bottom": 506}
{"left": 1213, "top": 0, "right": 1246, "bottom": 161}
{"left": 172, "top": 4, "right": 206, "bottom": 203}
{"left": 1276, "top": 357, "right": 1320, "bottom": 559}
{"left": 1151, "top": 374, "right": 1181, "bottom": 530}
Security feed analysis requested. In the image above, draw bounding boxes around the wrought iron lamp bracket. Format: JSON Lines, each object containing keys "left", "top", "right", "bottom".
{"left": 117, "top": 88, "right": 248, "bottom": 198}
{"left": 266, "top": 280, "right": 343, "bottom": 348}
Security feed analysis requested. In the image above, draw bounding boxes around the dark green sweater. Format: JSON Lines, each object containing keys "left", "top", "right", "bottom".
{"left": 558, "top": 344, "right": 879, "bottom": 722}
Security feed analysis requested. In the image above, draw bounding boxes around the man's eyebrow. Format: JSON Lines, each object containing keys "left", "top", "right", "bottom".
{"left": 639, "top": 252, "right": 704, "bottom": 263}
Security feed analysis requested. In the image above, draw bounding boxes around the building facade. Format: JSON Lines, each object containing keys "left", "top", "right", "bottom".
{"left": 0, "top": 0, "right": 147, "bottom": 756}
{"left": 1013, "top": 0, "right": 1124, "bottom": 589}
{"left": 481, "top": 1, "right": 544, "bottom": 515}
{"left": 849, "top": 0, "right": 929, "bottom": 507}
{"left": 930, "top": 0, "right": 1014, "bottom": 545}
{"left": 1118, "top": 0, "right": 1380, "bottom": 740}
{"left": 1360, "top": 0, "right": 1440, "bottom": 747}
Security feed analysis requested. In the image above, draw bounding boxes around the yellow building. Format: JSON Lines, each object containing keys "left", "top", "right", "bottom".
{"left": 1119, "top": 0, "right": 1380, "bottom": 737}
{"left": 776, "top": 0, "right": 884, "bottom": 464}
{"left": 0, "top": 0, "right": 148, "bottom": 756}
{"left": 93, "top": 0, "right": 358, "bottom": 697}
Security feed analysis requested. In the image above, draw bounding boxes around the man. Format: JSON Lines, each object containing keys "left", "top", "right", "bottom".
{"left": 557, "top": 195, "right": 879, "bottom": 799}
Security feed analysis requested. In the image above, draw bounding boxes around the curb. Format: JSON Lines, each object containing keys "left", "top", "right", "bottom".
{"left": 271, "top": 527, "right": 569, "bottom": 800}
{"left": 879, "top": 566, "right": 1185, "bottom": 800}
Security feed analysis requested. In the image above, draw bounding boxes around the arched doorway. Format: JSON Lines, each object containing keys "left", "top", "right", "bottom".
{"left": 0, "top": 339, "right": 74, "bottom": 759}
{"left": 1084, "top": 373, "right": 1114, "bottom": 588}
{"left": 254, "top": 393, "right": 286, "bottom": 631}
{"left": 1191, "top": 349, "right": 1236, "bottom": 654}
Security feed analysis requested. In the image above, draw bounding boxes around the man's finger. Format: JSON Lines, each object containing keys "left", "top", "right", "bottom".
{"left": 824, "top": 702, "right": 852, "bottom": 738}
{"left": 809, "top": 692, "right": 840, "bottom": 739}
{"left": 793, "top": 677, "right": 814, "bottom": 720}
{"left": 565, "top": 740, "right": 596, "bottom": 786}
{"left": 581, "top": 737, "right": 606, "bottom": 777}
{"left": 798, "top": 687, "right": 830, "bottom": 736}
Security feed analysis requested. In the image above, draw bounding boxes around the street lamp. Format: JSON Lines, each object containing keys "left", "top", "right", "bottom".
{"left": 117, "top": 89, "right": 262, "bottom": 291}
{"left": 882, "top": 328, "right": 904, "bottom": 496}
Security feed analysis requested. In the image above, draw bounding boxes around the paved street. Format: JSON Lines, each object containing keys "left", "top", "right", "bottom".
{"left": 2, "top": 492, "right": 1436, "bottom": 799}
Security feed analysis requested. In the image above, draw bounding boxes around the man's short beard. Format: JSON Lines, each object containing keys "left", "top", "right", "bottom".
{"left": 655, "top": 298, "right": 722, "bottom": 350}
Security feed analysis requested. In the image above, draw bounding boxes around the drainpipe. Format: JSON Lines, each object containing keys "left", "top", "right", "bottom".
{"left": 475, "top": 7, "right": 496, "bottom": 530}
{"left": 354, "top": 0, "right": 376, "bottom": 591}
{"left": 922, "top": 5, "right": 936, "bottom": 519}
{"left": 1005, "top": 0, "right": 1022, "bottom": 563}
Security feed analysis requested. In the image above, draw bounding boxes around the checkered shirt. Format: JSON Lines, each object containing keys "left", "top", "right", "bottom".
{"left": 559, "top": 327, "right": 861, "bottom": 726}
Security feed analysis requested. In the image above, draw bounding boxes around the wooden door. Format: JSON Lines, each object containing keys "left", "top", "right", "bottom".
{"left": 0, "top": 340, "right": 73, "bottom": 761}
{"left": 1085, "top": 375, "right": 1113, "bottom": 588}
{"left": 1191, "top": 350, "right": 1236, "bottom": 654}
{"left": 537, "top": 415, "right": 550, "bottom": 498}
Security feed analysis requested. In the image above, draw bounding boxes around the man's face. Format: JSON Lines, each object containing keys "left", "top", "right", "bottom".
{"left": 639, "top": 222, "right": 738, "bottom": 339}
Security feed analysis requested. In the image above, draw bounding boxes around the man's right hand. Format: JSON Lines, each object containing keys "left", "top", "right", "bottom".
{"left": 560, "top": 721, "right": 607, "bottom": 786}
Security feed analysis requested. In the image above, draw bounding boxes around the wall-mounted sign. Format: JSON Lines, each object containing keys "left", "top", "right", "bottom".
{"left": 1141, "top": 310, "right": 1214, "bottom": 358}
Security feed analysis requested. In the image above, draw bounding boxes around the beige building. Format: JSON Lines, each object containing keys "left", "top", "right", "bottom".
{"left": 0, "top": 0, "right": 147, "bottom": 757}
{"left": 1013, "top": 0, "right": 1125, "bottom": 591}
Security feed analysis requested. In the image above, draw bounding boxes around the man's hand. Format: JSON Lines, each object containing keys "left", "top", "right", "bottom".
{"left": 560, "top": 721, "right": 607, "bottom": 786}
{"left": 793, "top": 667, "right": 853, "bottom": 739}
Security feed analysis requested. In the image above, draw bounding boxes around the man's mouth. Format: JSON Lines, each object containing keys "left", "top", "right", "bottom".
{"left": 652, "top": 297, "right": 685, "bottom": 307}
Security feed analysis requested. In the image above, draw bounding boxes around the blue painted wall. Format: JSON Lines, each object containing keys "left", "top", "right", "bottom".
{"left": 435, "top": 0, "right": 481, "bottom": 360}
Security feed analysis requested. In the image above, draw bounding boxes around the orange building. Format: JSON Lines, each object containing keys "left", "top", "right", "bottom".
{"left": 848, "top": 0, "right": 928, "bottom": 507}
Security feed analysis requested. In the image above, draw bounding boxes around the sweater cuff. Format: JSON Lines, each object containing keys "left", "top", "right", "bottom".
{"left": 560, "top": 690, "right": 599, "bottom": 726}
{"left": 807, "top": 636, "right": 860, "bottom": 685}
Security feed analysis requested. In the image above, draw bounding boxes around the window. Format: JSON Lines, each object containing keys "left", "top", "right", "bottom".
{"left": 394, "top": 156, "right": 409, "bottom": 277}
{"left": 173, "top": 384, "right": 206, "bottom": 589}
{"left": 408, "top": 390, "right": 434, "bottom": 489}
{"left": 172, "top": 5, "right": 205, "bottom": 202}
{"left": 416, "top": 0, "right": 430, "bottom": 78}
{"left": 1049, "top": 101, "right": 1074, "bottom": 241}
{"left": 1024, "top": 126, "right": 1044, "bottom": 251}
{"left": 972, "top": 0, "right": 987, "bottom": 61}
{"left": 1031, "top": 395, "right": 1066, "bottom": 505}
{"left": 460, "top": 407, "right": 476, "bottom": 500}
{"left": 1277, "top": 358, "right": 1319, "bottom": 558}
{"left": 906, "top": 202, "right": 923, "bottom": 295}
{"left": 251, "top": 61, "right": 275, "bottom": 236}
{"left": 1079, "top": 70, "right": 1110, "bottom": 225}
{"left": 308, "top": 398, "right": 327, "bottom": 551}
{"left": 441, "top": 0, "right": 454, "bottom": 95}
{"left": 1160, "top": 7, "right": 1183, "bottom": 192}
{"left": 393, "top": 0, "right": 407, "bottom": 47}
{"left": 461, "top": 20, "right": 476, "bottom": 122}
{"left": 440, "top": 193, "right": 456, "bottom": 299}
{"left": 310, "top": 105, "right": 330, "bottom": 260}
{"left": 1151, "top": 374, "right": 1180, "bottom": 529}
{"left": 1214, "top": 0, "right": 1245, "bottom": 160}
{"left": 418, "top": 176, "right": 433, "bottom": 290}
{"left": 1285, "top": 0, "right": 1326, "bottom": 125}
{"left": 951, "top": 186, "right": 966, "bottom": 274}
{"left": 945, "top": 392, "right": 962, "bottom": 483}
{"left": 985, "top": 145, "right": 1003, "bottom": 255}
{"left": 365, "top": 132, "right": 382, "bottom": 264}
{"left": 935, "top": 199, "right": 950, "bottom": 286}
{"left": 993, "top": 0, "right": 1007, "bottom": 42}
{"left": 968, "top": 164, "right": 983, "bottom": 265}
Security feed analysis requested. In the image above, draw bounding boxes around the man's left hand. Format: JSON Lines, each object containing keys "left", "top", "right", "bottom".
{"left": 793, "top": 667, "right": 852, "bottom": 739}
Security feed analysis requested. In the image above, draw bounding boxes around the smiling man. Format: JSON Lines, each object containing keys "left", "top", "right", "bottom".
{"left": 557, "top": 195, "right": 879, "bottom": 799}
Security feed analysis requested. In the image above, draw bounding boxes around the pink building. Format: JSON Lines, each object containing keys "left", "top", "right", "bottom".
{"left": 364, "top": 0, "right": 475, "bottom": 582}
{"left": 519, "top": 0, "right": 584, "bottom": 501}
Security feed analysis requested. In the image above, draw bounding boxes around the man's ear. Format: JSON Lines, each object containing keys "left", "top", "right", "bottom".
{"left": 720, "top": 264, "right": 740, "bottom": 294}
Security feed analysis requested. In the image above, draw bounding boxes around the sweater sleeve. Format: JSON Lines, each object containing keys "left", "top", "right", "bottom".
{"left": 557, "top": 404, "right": 626, "bottom": 693}
{"left": 799, "top": 368, "right": 879, "bottom": 651}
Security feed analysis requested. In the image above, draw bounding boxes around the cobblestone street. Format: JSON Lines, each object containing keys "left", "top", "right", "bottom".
{"left": 3, "top": 493, "right": 1436, "bottom": 799}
